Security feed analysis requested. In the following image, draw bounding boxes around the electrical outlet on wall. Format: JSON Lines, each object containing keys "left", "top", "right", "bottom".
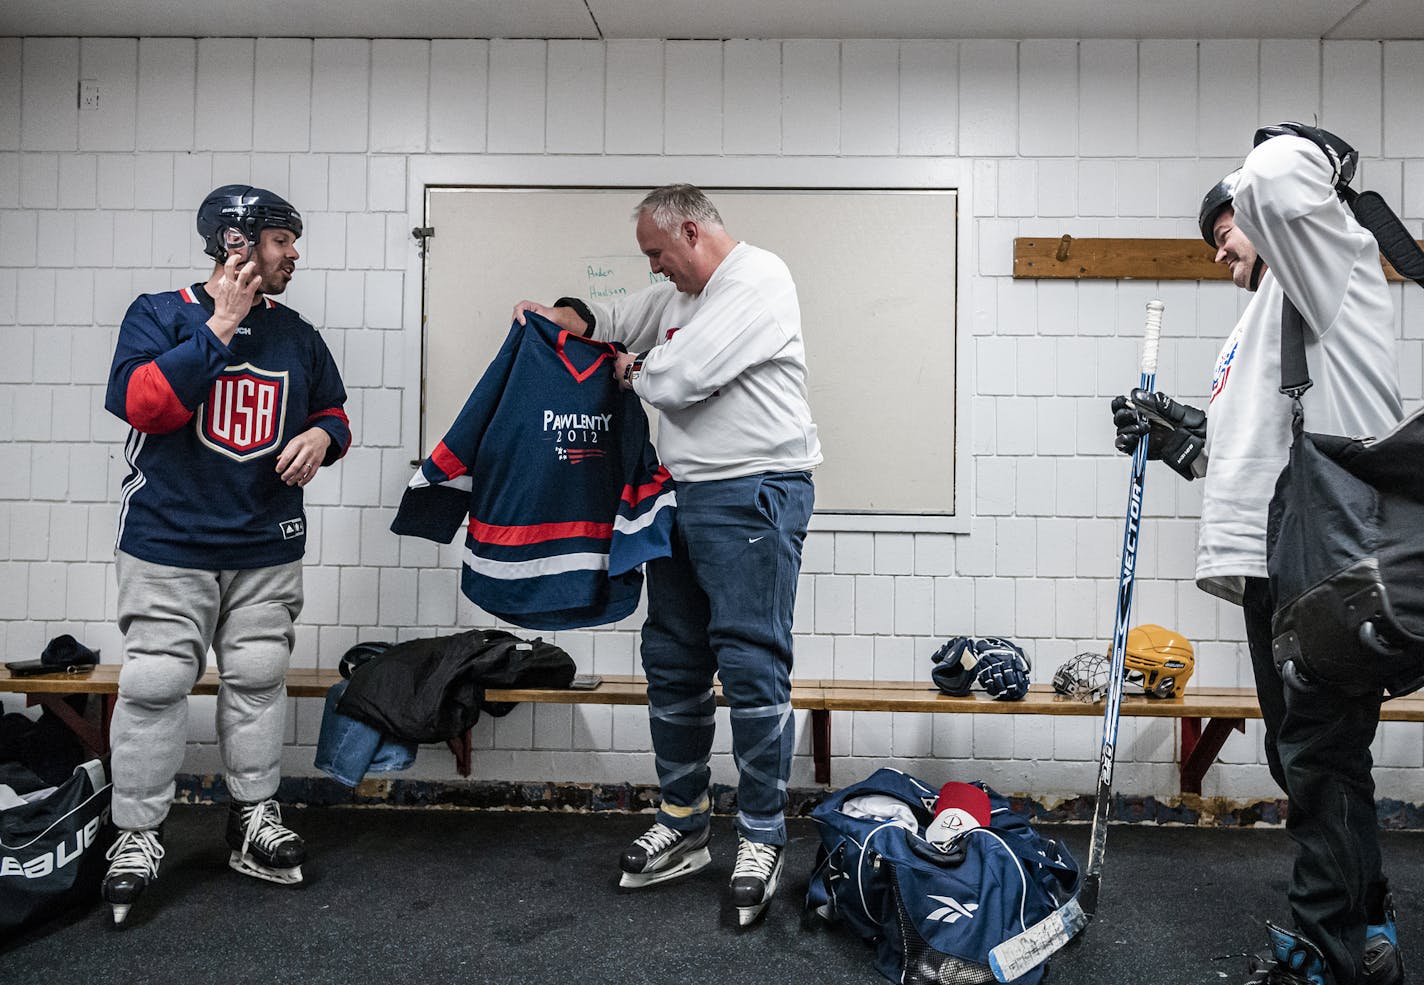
{"left": 79, "top": 79, "right": 100, "bottom": 111}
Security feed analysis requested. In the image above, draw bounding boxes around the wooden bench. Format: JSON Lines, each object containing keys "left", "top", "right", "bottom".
{"left": 0, "top": 667, "right": 824, "bottom": 783}
{"left": 818, "top": 681, "right": 1424, "bottom": 792}
{"left": 7, "top": 666, "right": 1424, "bottom": 795}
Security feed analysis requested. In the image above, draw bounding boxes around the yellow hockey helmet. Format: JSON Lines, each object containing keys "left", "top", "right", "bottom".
{"left": 1115, "top": 624, "right": 1194, "bottom": 698}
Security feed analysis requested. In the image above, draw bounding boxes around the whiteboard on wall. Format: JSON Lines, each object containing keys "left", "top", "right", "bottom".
{"left": 422, "top": 186, "right": 957, "bottom": 515}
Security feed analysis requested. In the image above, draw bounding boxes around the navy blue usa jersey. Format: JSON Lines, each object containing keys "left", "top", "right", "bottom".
{"left": 106, "top": 284, "right": 351, "bottom": 570}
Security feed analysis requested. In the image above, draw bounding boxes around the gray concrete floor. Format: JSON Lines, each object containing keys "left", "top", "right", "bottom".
{"left": 3, "top": 805, "right": 1423, "bottom": 985}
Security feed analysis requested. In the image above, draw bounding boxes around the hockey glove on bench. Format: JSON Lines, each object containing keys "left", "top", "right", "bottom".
{"left": 931, "top": 637, "right": 1032, "bottom": 701}
{"left": 1111, "top": 389, "right": 1206, "bottom": 481}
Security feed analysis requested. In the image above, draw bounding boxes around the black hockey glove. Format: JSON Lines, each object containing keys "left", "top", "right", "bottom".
{"left": 931, "top": 637, "right": 1032, "bottom": 701}
{"left": 1110, "top": 389, "right": 1206, "bottom": 481}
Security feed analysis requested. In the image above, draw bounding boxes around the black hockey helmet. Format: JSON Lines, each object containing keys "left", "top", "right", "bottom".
{"left": 1254, "top": 121, "right": 1357, "bottom": 191}
{"left": 197, "top": 184, "right": 303, "bottom": 263}
{"left": 339, "top": 640, "right": 394, "bottom": 680}
{"left": 1198, "top": 168, "right": 1242, "bottom": 248}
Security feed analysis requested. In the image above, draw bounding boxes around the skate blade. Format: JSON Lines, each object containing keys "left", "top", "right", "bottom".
{"left": 737, "top": 901, "right": 770, "bottom": 927}
{"left": 110, "top": 903, "right": 131, "bottom": 926}
{"left": 618, "top": 846, "right": 711, "bottom": 889}
{"left": 732, "top": 857, "right": 783, "bottom": 927}
{"left": 228, "top": 851, "right": 303, "bottom": 885}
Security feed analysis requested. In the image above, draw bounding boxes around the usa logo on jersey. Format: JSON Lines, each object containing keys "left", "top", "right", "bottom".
{"left": 1210, "top": 329, "right": 1240, "bottom": 405}
{"left": 197, "top": 363, "right": 289, "bottom": 461}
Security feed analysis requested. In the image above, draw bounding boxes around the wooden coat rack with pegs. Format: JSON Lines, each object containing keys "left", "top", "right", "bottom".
{"left": 1013, "top": 236, "right": 1423, "bottom": 282}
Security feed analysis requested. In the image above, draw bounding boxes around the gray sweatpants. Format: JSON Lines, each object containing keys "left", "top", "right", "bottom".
{"left": 110, "top": 550, "right": 303, "bottom": 830}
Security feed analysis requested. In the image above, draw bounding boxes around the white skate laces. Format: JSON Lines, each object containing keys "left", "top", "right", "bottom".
{"left": 732, "top": 838, "right": 779, "bottom": 882}
{"left": 238, "top": 799, "right": 299, "bottom": 858}
{"left": 618, "top": 821, "right": 711, "bottom": 889}
{"left": 632, "top": 822, "right": 682, "bottom": 857}
{"left": 105, "top": 829, "right": 165, "bottom": 879}
{"left": 731, "top": 836, "right": 783, "bottom": 926}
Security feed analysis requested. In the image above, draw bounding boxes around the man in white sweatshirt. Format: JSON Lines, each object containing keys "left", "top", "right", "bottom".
{"left": 1112, "top": 128, "right": 1403, "bottom": 985}
{"left": 515, "top": 184, "right": 821, "bottom": 924}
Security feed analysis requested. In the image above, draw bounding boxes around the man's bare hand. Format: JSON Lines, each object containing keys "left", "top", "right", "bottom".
{"left": 512, "top": 300, "right": 588, "bottom": 334}
{"left": 276, "top": 428, "right": 333, "bottom": 487}
{"left": 208, "top": 254, "right": 262, "bottom": 344}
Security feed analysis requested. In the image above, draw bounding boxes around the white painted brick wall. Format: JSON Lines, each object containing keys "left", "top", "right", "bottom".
{"left": 488, "top": 40, "right": 546, "bottom": 155}
{"left": 666, "top": 41, "right": 722, "bottom": 157}
{"left": 5, "top": 35, "right": 1424, "bottom": 805}
{"left": 782, "top": 41, "right": 840, "bottom": 156}
{"left": 1019, "top": 41, "right": 1076, "bottom": 158}
{"left": 605, "top": 41, "right": 662, "bottom": 155}
{"left": 841, "top": 41, "right": 898, "bottom": 156}
{"left": 370, "top": 40, "right": 428, "bottom": 154}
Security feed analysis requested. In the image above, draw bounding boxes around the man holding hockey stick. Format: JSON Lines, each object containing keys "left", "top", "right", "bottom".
{"left": 1112, "top": 125, "right": 1403, "bottom": 985}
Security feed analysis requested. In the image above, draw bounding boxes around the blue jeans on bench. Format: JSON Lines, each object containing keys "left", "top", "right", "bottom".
{"left": 315, "top": 680, "right": 418, "bottom": 787}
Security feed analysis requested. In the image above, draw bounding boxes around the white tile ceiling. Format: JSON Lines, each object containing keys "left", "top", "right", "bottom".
{"left": 2, "top": 0, "right": 1422, "bottom": 39}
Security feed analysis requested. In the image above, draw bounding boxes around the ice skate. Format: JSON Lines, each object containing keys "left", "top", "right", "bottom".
{"left": 102, "top": 828, "right": 164, "bottom": 926}
{"left": 618, "top": 821, "right": 711, "bottom": 889}
{"left": 1243, "top": 923, "right": 1327, "bottom": 985}
{"left": 1365, "top": 892, "right": 1405, "bottom": 985}
{"left": 226, "top": 798, "right": 305, "bottom": 885}
{"left": 729, "top": 835, "right": 783, "bottom": 927}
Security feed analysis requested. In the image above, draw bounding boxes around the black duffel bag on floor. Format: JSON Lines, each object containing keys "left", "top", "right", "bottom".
{"left": 0, "top": 758, "right": 113, "bottom": 938}
{"left": 1267, "top": 300, "right": 1424, "bottom": 697}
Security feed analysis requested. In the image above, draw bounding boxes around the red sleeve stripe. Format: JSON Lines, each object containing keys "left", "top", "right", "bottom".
{"left": 304, "top": 407, "right": 348, "bottom": 432}
{"left": 430, "top": 441, "right": 467, "bottom": 480}
{"left": 125, "top": 362, "right": 194, "bottom": 433}
{"left": 467, "top": 517, "right": 613, "bottom": 547}
{"left": 622, "top": 466, "right": 673, "bottom": 506}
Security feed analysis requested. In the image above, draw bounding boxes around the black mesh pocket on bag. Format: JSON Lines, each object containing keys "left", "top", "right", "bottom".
{"left": 890, "top": 868, "right": 994, "bottom": 985}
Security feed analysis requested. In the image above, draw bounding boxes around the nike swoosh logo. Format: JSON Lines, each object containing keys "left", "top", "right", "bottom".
{"left": 748, "top": 536, "right": 765, "bottom": 544}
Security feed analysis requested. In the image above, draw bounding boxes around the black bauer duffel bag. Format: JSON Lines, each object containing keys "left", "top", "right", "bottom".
{"left": 1267, "top": 299, "right": 1424, "bottom": 697}
{"left": 1, "top": 758, "right": 113, "bottom": 938}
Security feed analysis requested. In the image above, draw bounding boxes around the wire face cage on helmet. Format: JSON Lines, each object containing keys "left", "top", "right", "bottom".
{"left": 1052, "top": 651, "right": 1109, "bottom": 703}
{"left": 196, "top": 184, "right": 303, "bottom": 263}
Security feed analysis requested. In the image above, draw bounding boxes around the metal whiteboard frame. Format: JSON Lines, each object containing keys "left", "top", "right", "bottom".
{"left": 403, "top": 154, "right": 975, "bottom": 535}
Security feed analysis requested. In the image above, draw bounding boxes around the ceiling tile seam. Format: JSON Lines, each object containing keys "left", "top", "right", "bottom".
{"left": 582, "top": 0, "right": 606, "bottom": 41}
{"left": 1324, "top": 0, "right": 1378, "bottom": 40}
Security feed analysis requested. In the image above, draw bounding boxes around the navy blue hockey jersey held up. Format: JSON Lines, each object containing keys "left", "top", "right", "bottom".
{"left": 391, "top": 313, "right": 676, "bottom": 630}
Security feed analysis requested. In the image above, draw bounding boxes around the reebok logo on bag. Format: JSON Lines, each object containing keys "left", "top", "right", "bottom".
{"left": 927, "top": 895, "right": 979, "bottom": 924}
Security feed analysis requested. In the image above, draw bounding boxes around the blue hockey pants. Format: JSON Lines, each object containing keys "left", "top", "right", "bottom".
{"left": 641, "top": 471, "right": 813, "bottom": 847}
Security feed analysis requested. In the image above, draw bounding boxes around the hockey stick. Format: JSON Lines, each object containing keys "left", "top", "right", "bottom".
{"left": 988, "top": 896, "right": 1089, "bottom": 982}
{"left": 1080, "top": 299, "right": 1164, "bottom": 918}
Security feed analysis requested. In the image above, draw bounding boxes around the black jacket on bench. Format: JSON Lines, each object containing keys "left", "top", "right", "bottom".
{"left": 337, "top": 630, "right": 575, "bottom": 743}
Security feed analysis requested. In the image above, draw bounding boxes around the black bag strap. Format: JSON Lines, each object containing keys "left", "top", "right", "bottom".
{"left": 1279, "top": 295, "right": 1313, "bottom": 401}
{"left": 1277, "top": 182, "right": 1424, "bottom": 403}
{"left": 1343, "top": 187, "right": 1424, "bottom": 289}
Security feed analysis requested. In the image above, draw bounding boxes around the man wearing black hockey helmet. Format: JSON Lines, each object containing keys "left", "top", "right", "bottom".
{"left": 101, "top": 185, "right": 351, "bottom": 924}
{"left": 1112, "top": 124, "right": 1403, "bottom": 985}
